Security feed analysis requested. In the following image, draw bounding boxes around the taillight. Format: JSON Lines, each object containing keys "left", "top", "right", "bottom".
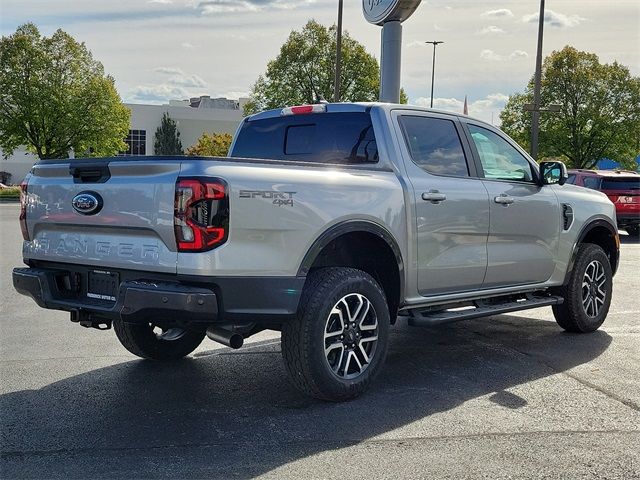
{"left": 174, "top": 178, "right": 229, "bottom": 252}
{"left": 19, "top": 179, "right": 29, "bottom": 241}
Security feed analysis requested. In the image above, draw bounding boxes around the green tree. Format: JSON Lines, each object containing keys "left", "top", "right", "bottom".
{"left": 245, "top": 20, "right": 407, "bottom": 115}
{"left": 0, "top": 23, "right": 130, "bottom": 159}
{"left": 500, "top": 46, "right": 640, "bottom": 168}
{"left": 154, "top": 112, "right": 183, "bottom": 155}
{"left": 186, "top": 132, "right": 233, "bottom": 157}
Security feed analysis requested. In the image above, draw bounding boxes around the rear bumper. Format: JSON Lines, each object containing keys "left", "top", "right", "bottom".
{"left": 13, "top": 263, "right": 305, "bottom": 326}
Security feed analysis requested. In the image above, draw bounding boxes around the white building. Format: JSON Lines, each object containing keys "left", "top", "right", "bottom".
{"left": 0, "top": 96, "right": 248, "bottom": 184}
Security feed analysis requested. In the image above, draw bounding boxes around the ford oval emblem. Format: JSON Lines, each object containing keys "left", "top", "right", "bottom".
{"left": 72, "top": 191, "right": 103, "bottom": 215}
{"left": 362, "top": 0, "right": 422, "bottom": 25}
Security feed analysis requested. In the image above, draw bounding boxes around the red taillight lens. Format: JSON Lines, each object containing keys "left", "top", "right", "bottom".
{"left": 19, "top": 179, "right": 29, "bottom": 241}
{"left": 174, "top": 178, "right": 229, "bottom": 252}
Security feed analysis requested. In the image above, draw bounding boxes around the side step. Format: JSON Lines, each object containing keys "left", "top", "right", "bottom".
{"left": 408, "top": 294, "right": 564, "bottom": 326}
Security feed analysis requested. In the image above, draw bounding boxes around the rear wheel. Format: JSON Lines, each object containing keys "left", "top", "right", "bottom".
{"left": 552, "top": 243, "right": 613, "bottom": 333}
{"left": 113, "top": 319, "right": 206, "bottom": 360}
{"left": 281, "top": 267, "right": 390, "bottom": 401}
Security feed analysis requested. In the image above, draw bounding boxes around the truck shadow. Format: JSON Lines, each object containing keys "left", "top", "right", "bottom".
{"left": 1, "top": 315, "right": 612, "bottom": 478}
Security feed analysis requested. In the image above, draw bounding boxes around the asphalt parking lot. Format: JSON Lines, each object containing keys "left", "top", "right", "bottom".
{"left": 1, "top": 202, "right": 639, "bottom": 479}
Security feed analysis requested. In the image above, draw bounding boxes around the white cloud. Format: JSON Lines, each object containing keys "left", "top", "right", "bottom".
{"left": 413, "top": 93, "right": 509, "bottom": 124}
{"left": 147, "top": 0, "right": 172, "bottom": 3}
{"left": 480, "top": 50, "right": 529, "bottom": 61}
{"left": 509, "top": 50, "right": 529, "bottom": 60}
{"left": 181, "top": 42, "right": 196, "bottom": 49}
{"left": 169, "top": 74, "right": 207, "bottom": 88}
{"left": 154, "top": 66, "right": 184, "bottom": 75}
{"left": 480, "top": 49, "right": 504, "bottom": 61}
{"left": 128, "top": 84, "right": 191, "bottom": 103}
{"left": 196, "top": 0, "right": 317, "bottom": 15}
{"left": 481, "top": 9, "right": 513, "bottom": 18}
{"left": 522, "top": 9, "right": 585, "bottom": 28}
{"left": 154, "top": 67, "right": 207, "bottom": 88}
{"left": 479, "top": 25, "right": 505, "bottom": 35}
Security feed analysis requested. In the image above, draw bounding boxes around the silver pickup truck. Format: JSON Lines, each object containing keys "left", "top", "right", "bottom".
{"left": 13, "top": 102, "right": 620, "bottom": 401}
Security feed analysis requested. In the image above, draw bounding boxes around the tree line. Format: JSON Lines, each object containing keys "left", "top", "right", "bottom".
{"left": 1, "top": 21, "right": 638, "bottom": 169}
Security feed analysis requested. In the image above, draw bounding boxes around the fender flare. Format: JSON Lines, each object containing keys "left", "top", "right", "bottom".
{"left": 564, "top": 218, "right": 619, "bottom": 284}
{"left": 297, "top": 220, "right": 405, "bottom": 299}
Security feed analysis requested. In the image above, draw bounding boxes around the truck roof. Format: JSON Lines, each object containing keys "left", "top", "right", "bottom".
{"left": 247, "top": 102, "right": 493, "bottom": 128}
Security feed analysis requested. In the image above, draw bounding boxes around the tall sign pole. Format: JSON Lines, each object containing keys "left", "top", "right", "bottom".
{"left": 334, "top": 0, "right": 344, "bottom": 102}
{"left": 531, "top": 0, "right": 545, "bottom": 160}
{"left": 363, "top": 0, "right": 423, "bottom": 103}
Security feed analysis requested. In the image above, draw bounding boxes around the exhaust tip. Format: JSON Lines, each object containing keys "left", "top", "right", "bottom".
{"left": 206, "top": 326, "right": 244, "bottom": 349}
{"left": 228, "top": 333, "right": 244, "bottom": 350}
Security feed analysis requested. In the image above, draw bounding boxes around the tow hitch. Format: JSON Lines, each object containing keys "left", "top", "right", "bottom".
{"left": 70, "top": 310, "right": 112, "bottom": 330}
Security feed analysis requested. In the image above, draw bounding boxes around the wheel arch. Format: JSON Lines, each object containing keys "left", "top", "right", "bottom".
{"left": 565, "top": 218, "right": 619, "bottom": 284}
{"left": 298, "top": 220, "right": 405, "bottom": 321}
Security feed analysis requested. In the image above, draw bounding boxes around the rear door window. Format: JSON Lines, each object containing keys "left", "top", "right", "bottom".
{"left": 398, "top": 116, "right": 469, "bottom": 177}
{"left": 231, "top": 112, "right": 378, "bottom": 164}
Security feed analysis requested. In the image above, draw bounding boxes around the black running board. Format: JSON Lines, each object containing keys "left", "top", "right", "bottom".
{"left": 408, "top": 295, "right": 564, "bottom": 326}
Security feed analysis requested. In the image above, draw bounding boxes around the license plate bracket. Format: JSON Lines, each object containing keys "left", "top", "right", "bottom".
{"left": 87, "top": 270, "right": 119, "bottom": 302}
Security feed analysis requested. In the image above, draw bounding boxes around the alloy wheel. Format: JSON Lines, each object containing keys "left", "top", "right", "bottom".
{"left": 324, "top": 293, "right": 379, "bottom": 380}
{"left": 581, "top": 260, "right": 607, "bottom": 318}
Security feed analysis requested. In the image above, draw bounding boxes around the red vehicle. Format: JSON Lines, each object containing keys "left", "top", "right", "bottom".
{"left": 567, "top": 169, "right": 640, "bottom": 236}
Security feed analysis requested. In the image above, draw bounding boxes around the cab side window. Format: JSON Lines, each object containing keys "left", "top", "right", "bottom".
{"left": 398, "top": 116, "right": 469, "bottom": 177}
{"left": 467, "top": 124, "right": 535, "bottom": 182}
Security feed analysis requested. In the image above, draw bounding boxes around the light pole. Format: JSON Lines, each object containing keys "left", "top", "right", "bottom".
{"left": 334, "top": 0, "right": 344, "bottom": 102}
{"left": 426, "top": 41, "right": 443, "bottom": 108}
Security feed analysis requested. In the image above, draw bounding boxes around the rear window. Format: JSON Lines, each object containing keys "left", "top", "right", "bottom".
{"left": 600, "top": 177, "right": 640, "bottom": 190}
{"left": 231, "top": 112, "right": 378, "bottom": 164}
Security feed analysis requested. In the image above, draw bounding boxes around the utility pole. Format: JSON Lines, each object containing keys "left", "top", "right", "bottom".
{"left": 334, "top": 0, "right": 344, "bottom": 102}
{"left": 531, "top": 0, "right": 545, "bottom": 160}
{"left": 426, "top": 41, "right": 443, "bottom": 108}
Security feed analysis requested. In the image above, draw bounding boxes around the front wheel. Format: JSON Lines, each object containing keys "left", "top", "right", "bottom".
{"left": 113, "top": 319, "right": 206, "bottom": 360}
{"left": 552, "top": 243, "right": 613, "bottom": 333}
{"left": 281, "top": 267, "right": 390, "bottom": 401}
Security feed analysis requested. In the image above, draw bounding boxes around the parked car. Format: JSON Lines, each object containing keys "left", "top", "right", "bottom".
{"left": 567, "top": 169, "right": 640, "bottom": 236}
{"left": 13, "top": 103, "right": 620, "bottom": 401}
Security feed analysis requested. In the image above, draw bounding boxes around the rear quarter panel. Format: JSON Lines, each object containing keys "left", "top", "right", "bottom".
{"left": 177, "top": 161, "right": 407, "bottom": 277}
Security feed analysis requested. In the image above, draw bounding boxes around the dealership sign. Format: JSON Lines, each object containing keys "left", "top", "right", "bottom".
{"left": 362, "top": 0, "right": 422, "bottom": 25}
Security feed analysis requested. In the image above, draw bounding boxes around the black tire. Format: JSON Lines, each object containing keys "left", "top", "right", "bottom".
{"left": 113, "top": 319, "right": 206, "bottom": 360}
{"left": 626, "top": 226, "right": 639, "bottom": 237}
{"left": 552, "top": 243, "right": 613, "bottom": 333}
{"left": 281, "top": 267, "right": 390, "bottom": 401}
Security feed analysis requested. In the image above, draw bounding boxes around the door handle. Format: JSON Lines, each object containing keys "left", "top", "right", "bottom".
{"left": 494, "top": 194, "right": 515, "bottom": 205}
{"left": 422, "top": 190, "right": 447, "bottom": 203}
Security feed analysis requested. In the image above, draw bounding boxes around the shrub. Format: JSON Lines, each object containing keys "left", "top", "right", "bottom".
{"left": 0, "top": 186, "right": 21, "bottom": 198}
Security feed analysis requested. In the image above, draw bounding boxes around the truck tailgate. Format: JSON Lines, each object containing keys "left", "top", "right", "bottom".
{"left": 23, "top": 160, "right": 180, "bottom": 273}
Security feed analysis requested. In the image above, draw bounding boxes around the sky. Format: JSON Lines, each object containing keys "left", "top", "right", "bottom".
{"left": 1, "top": 0, "right": 639, "bottom": 124}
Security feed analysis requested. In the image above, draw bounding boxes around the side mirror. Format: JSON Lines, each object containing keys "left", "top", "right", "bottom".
{"left": 540, "top": 161, "right": 568, "bottom": 186}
